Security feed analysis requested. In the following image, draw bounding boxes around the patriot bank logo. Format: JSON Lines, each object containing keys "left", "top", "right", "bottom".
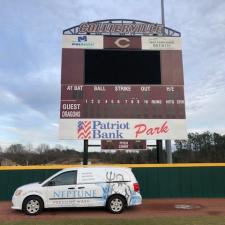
{"left": 77, "top": 120, "right": 129, "bottom": 139}
{"left": 72, "top": 35, "right": 94, "bottom": 47}
{"left": 78, "top": 121, "right": 91, "bottom": 139}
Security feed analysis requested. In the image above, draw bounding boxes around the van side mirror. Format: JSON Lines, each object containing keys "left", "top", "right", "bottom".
{"left": 47, "top": 180, "right": 55, "bottom": 186}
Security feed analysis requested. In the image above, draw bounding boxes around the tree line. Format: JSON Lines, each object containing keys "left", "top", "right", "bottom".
{"left": 0, "top": 132, "right": 225, "bottom": 165}
{"left": 174, "top": 132, "right": 225, "bottom": 163}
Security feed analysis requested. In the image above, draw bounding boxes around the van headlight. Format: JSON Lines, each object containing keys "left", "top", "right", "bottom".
{"left": 14, "top": 189, "right": 22, "bottom": 196}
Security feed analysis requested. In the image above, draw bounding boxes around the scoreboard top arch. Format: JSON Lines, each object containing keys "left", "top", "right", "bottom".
{"left": 63, "top": 19, "right": 181, "bottom": 37}
{"left": 59, "top": 19, "right": 187, "bottom": 140}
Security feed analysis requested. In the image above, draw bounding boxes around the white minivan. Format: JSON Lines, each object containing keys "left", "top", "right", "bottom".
{"left": 12, "top": 167, "right": 142, "bottom": 215}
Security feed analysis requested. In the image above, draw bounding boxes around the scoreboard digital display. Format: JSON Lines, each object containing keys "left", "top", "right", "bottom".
{"left": 85, "top": 50, "right": 161, "bottom": 84}
{"left": 59, "top": 19, "right": 187, "bottom": 140}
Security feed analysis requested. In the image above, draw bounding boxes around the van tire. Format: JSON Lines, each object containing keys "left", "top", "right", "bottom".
{"left": 107, "top": 195, "right": 126, "bottom": 214}
{"left": 22, "top": 196, "right": 44, "bottom": 215}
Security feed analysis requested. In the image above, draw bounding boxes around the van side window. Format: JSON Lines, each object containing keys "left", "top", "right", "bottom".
{"left": 49, "top": 171, "right": 77, "bottom": 186}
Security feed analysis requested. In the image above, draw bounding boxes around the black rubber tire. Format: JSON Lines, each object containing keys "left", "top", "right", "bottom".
{"left": 22, "top": 196, "right": 44, "bottom": 215}
{"left": 106, "top": 195, "right": 126, "bottom": 214}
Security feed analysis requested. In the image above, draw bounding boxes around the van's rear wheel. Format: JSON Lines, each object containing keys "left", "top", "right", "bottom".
{"left": 107, "top": 195, "right": 126, "bottom": 214}
{"left": 22, "top": 196, "right": 43, "bottom": 215}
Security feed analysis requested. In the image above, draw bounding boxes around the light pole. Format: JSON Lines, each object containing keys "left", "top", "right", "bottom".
{"left": 161, "top": 0, "right": 173, "bottom": 163}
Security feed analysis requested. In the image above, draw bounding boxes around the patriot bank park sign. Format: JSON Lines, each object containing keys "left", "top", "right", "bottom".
{"left": 59, "top": 19, "right": 187, "bottom": 140}
{"left": 60, "top": 119, "right": 186, "bottom": 140}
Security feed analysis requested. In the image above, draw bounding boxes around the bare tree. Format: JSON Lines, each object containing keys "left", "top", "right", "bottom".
{"left": 6, "top": 144, "right": 25, "bottom": 154}
{"left": 55, "top": 144, "right": 64, "bottom": 151}
{"left": 26, "top": 143, "right": 33, "bottom": 152}
{"left": 36, "top": 144, "right": 50, "bottom": 154}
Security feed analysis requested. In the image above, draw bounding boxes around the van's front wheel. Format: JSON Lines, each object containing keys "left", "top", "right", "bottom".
{"left": 107, "top": 195, "right": 126, "bottom": 214}
{"left": 22, "top": 196, "right": 43, "bottom": 215}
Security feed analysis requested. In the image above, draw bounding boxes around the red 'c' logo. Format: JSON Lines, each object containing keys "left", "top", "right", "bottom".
{"left": 114, "top": 38, "right": 130, "bottom": 48}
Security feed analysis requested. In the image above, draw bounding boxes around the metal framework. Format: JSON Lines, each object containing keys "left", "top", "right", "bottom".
{"left": 63, "top": 19, "right": 181, "bottom": 37}
{"left": 82, "top": 141, "right": 160, "bottom": 165}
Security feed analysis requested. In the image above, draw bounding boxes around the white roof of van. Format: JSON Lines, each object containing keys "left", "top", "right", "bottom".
{"left": 61, "top": 166, "right": 131, "bottom": 172}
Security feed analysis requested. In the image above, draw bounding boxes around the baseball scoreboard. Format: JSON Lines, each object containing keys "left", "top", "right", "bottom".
{"left": 59, "top": 19, "right": 187, "bottom": 140}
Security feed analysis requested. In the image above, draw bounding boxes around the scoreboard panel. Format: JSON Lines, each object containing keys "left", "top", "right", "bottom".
{"left": 59, "top": 20, "right": 187, "bottom": 140}
{"left": 60, "top": 85, "right": 185, "bottom": 119}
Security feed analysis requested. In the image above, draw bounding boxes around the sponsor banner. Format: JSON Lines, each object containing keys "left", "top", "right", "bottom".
{"left": 59, "top": 119, "right": 187, "bottom": 140}
{"left": 141, "top": 37, "right": 181, "bottom": 50}
{"left": 62, "top": 35, "right": 103, "bottom": 49}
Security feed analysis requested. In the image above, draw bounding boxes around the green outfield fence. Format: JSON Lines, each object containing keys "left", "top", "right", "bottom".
{"left": 1, "top": 164, "right": 225, "bottom": 200}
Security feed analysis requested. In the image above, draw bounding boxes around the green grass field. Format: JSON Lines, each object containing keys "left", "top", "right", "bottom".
{"left": 1, "top": 217, "right": 225, "bottom": 225}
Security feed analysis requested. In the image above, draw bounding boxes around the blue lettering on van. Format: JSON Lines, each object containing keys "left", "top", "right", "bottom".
{"left": 53, "top": 190, "right": 96, "bottom": 199}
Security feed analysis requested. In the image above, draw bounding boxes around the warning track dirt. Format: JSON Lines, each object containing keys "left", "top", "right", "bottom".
{"left": 1, "top": 199, "right": 225, "bottom": 221}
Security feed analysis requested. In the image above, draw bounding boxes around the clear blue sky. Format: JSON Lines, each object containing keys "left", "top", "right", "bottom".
{"left": 0, "top": 0, "right": 225, "bottom": 150}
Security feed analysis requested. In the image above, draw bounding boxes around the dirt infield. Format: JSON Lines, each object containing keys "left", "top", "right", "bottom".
{"left": 1, "top": 199, "right": 225, "bottom": 221}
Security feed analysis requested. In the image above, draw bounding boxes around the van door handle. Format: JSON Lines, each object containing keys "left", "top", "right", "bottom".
{"left": 78, "top": 186, "right": 85, "bottom": 189}
{"left": 68, "top": 187, "right": 75, "bottom": 190}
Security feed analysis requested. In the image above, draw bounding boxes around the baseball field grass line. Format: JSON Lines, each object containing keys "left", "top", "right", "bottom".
{"left": 1, "top": 217, "right": 225, "bottom": 225}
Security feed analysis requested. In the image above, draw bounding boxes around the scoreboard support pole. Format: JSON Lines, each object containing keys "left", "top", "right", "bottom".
{"left": 156, "top": 140, "right": 163, "bottom": 163}
{"left": 83, "top": 139, "right": 89, "bottom": 165}
{"left": 166, "top": 140, "right": 173, "bottom": 163}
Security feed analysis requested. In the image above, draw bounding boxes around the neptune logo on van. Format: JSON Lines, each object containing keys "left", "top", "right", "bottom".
{"left": 52, "top": 190, "right": 97, "bottom": 199}
{"left": 77, "top": 120, "right": 130, "bottom": 139}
